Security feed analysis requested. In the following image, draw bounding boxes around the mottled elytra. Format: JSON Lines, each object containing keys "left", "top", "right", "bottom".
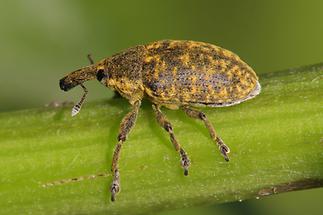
{"left": 59, "top": 40, "right": 261, "bottom": 201}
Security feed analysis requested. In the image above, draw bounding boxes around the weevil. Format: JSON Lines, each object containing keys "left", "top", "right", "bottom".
{"left": 59, "top": 40, "right": 261, "bottom": 201}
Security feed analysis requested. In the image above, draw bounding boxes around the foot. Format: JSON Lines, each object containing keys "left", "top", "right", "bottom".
{"left": 110, "top": 169, "right": 120, "bottom": 202}
{"left": 180, "top": 148, "right": 190, "bottom": 176}
{"left": 216, "top": 137, "right": 230, "bottom": 161}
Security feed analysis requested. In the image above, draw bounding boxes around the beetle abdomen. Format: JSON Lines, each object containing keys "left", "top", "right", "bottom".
{"left": 142, "top": 40, "right": 260, "bottom": 107}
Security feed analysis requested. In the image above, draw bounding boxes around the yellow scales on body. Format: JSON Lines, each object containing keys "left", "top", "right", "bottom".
{"left": 59, "top": 40, "right": 261, "bottom": 201}
{"left": 142, "top": 40, "right": 260, "bottom": 108}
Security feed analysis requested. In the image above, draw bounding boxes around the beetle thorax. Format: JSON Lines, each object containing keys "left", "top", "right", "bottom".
{"left": 103, "top": 46, "right": 146, "bottom": 103}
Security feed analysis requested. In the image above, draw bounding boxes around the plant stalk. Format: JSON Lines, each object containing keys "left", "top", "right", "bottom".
{"left": 0, "top": 63, "right": 322, "bottom": 214}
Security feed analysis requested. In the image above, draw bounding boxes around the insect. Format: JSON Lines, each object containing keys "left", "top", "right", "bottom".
{"left": 59, "top": 40, "right": 261, "bottom": 201}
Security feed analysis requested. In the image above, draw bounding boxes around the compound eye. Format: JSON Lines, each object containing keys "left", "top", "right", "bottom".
{"left": 96, "top": 69, "right": 106, "bottom": 81}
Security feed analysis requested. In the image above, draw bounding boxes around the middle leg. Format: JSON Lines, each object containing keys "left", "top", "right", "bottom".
{"left": 152, "top": 104, "right": 190, "bottom": 175}
{"left": 182, "top": 106, "right": 230, "bottom": 161}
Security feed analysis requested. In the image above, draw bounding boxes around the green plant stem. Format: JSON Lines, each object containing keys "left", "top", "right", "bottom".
{"left": 0, "top": 63, "right": 322, "bottom": 214}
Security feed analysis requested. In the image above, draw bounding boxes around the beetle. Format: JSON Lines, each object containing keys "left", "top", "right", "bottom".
{"left": 59, "top": 40, "right": 261, "bottom": 201}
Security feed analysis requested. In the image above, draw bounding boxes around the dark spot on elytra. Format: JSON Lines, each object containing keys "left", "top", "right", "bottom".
{"left": 145, "top": 81, "right": 158, "bottom": 92}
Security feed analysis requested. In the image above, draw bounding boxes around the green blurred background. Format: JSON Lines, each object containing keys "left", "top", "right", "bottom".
{"left": 0, "top": 0, "right": 322, "bottom": 214}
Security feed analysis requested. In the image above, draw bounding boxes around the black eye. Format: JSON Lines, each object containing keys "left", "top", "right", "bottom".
{"left": 96, "top": 69, "right": 106, "bottom": 81}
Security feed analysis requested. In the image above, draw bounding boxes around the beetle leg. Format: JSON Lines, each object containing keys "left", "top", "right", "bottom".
{"left": 152, "top": 104, "right": 190, "bottom": 176}
{"left": 182, "top": 107, "right": 230, "bottom": 161}
{"left": 110, "top": 100, "right": 141, "bottom": 202}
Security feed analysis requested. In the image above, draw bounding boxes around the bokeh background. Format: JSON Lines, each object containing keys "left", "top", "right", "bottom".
{"left": 0, "top": 0, "right": 322, "bottom": 214}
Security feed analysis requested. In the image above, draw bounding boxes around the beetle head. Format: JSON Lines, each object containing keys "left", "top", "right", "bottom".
{"left": 59, "top": 59, "right": 107, "bottom": 117}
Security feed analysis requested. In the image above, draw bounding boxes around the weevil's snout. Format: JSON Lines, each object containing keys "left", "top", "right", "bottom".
{"left": 59, "top": 65, "right": 97, "bottom": 92}
{"left": 59, "top": 77, "right": 76, "bottom": 91}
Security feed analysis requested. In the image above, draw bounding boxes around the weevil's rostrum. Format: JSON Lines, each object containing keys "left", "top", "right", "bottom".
{"left": 59, "top": 40, "right": 261, "bottom": 202}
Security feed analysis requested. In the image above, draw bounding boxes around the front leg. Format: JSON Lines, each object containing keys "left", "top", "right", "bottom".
{"left": 110, "top": 100, "right": 141, "bottom": 202}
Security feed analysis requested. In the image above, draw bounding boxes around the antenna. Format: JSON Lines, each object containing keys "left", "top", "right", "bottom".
{"left": 70, "top": 54, "right": 94, "bottom": 117}
{"left": 71, "top": 84, "right": 88, "bottom": 117}
{"left": 87, "top": 54, "right": 94, "bottom": 64}
{"left": 72, "top": 54, "right": 94, "bottom": 117}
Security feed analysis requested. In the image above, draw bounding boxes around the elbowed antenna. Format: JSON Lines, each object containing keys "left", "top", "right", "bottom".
{"left": 59, "top": 54, "right": 102, "bottom": 115}
{"left": 71, "top": 84, "right": 88, "bottom": 117}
